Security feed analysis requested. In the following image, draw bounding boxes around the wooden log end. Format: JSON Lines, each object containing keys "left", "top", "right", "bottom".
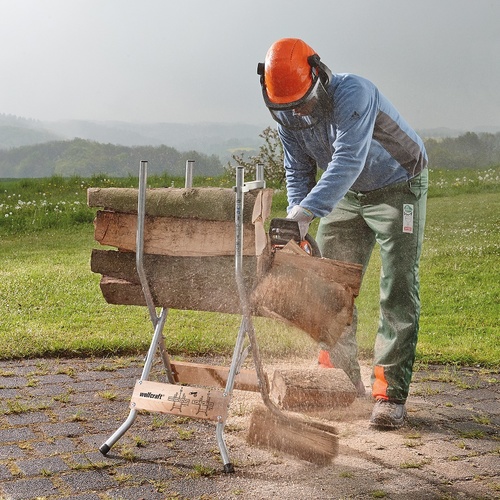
{"left": 246, "top": 404, "right": 339, "bottom": 465}
{"left": 87, "top": 187, "right": 274, "bottom": 223}
{"left": 251, "top": 260, "right": 354, "bottom": 346}
{"left": 270, "top": 368, "right": 357, "bottom": 411}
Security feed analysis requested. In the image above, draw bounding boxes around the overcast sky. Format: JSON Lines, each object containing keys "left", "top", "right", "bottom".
{"left": 1, "top": 0, "right": 498, "bottom": 131}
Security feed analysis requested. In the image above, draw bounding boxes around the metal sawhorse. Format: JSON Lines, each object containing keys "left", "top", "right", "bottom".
{"left": 98, "top": 161, "right": 265, "bottom": 473}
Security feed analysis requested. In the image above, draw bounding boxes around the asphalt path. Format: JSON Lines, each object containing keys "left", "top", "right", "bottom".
{"left": 0, "top": 356, "right": 498, "bottom": 499}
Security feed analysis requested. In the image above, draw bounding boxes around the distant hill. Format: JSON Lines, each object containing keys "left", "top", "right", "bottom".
{"left": 0, "top": 125, "right": 60, "bottom": 149}
{"left": 0, "top": 138, "right": 224, "bottom": 178}
{"left": 1, "top": 113, "right": 500, "bottom": 177}
{"left": 0, "top": 114, "right": 267, "bottom": 165}
{"left": 417, "top": 126, "right": 500, "bottom": 139}
{"left": 43, "top": 120, "right": 266, "bottom": 154}
{"left": 3, "top": 112, "right": 500, "bottom": 154}
{"left": 417, "top": 127, "right": 466, "bottom": 139}
{"left": 0, "top": 114, "right": 61, "bottom": 149}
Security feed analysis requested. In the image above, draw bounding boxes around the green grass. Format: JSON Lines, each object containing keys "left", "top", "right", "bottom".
{"left": 0, "top": 168, "right": 499, "bottom": 366}
{"left": 0, "top": 227, "right": 314, "bottom": 360}
{"left": 355, "top": 183, "right": 499, "bottom": 366}
{"left": 0, "top": 173, "right": 235, "bottom": 236}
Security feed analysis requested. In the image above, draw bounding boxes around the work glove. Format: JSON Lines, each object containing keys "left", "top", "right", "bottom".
{"left": 287, "top": 205, "right": 314, "bottom": 239}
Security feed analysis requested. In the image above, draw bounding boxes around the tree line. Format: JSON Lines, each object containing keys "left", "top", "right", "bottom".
{"left": 228, "top": 129, "right": 500, "bottom": 186}
{"left": 1, "top": 129, "right": 500, "bottom": 180}
{"left": 0, "top": 138, "right": 223, "bottom": 178}
{"left": 424, "top": 131, "right": 500, "bottom": 170}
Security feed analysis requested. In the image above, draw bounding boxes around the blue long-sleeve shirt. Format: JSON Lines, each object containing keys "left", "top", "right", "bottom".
{"left": 279, "top": 73, "right": 428, "bottom": 217}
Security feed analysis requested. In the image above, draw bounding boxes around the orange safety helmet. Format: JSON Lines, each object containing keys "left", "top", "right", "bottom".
{"left": 258, "top": 38, "right": 332, "bottom": 129}
{"left": 264, "top": 38, "right": 317, "bottom": 105}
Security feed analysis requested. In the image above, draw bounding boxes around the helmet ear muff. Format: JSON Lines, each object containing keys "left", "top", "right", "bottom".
{"left": 257, "top": 62, "right": 265, "bottom": 86}
{"left": 307, "top": 54, "right": 331, "bottom": 87}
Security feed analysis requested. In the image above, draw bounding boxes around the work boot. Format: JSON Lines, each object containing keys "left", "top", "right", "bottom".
{"left": 318, "top": 350, "right": 366, "bottom": 397}
{"left": 370, "top": 399, "right": 407, "bottom": 429}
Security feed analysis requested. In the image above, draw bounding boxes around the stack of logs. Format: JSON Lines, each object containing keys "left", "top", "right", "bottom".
{"left": 87, "top": 186, "right": 362, "bottom": 348}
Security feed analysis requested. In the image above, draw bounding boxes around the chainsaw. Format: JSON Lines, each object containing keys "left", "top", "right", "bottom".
{"left": 269, "top": 218, "right": 321, "bottom": 257}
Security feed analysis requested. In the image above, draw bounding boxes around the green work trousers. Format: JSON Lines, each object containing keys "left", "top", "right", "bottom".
{"left": 316, "top": 169, "right": 428, "bottom": 402}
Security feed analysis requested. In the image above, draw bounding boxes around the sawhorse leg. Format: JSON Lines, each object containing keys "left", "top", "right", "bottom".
{"left": 216, "top": 317, "right": 250, "bottom": 472}
{"left": 99, "top": 307, "right": 169, "bottom": 455}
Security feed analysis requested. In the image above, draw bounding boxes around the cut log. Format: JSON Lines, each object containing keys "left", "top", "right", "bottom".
{"left": 270, "top": 368, "right": 357, "bottom": 411}
{"left": 87, "top": 183, "right": 362, "bottom": 344}
{"left": 247, "top": 404, "right": 339, "bottom": 465}
{"left": 98, "top": 276, "right": 150, "bottom": 307}
{"left": 170, "top": 361, "right": 259, "bottom": 392}
{"left": 99, "top": 276, "right": 245, "bottom": 314}
{"left": 87, "top": 187, "right": 273, "bottom": 223}
{"left": 251, "top": 251, "right": 362, "bottom": 347}
{"left": 269, "top": 243, "right": 363, "bottom": 296}
{"left": 92, "top": 247, "right": 361, "bottom": 340}
{"left": 93, "top": 210, "right": 256, "bottom": 256}
{"left": 91, "top": 249, "right": 257, "bottom": 314}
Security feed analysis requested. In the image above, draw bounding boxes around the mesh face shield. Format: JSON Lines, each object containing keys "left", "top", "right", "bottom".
{"left": 266, "top": 76, "right": 331, "bottom": 130}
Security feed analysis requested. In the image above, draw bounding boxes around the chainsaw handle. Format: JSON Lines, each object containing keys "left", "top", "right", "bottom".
{"left": 269, "top": 218, "right": 322, "bottom": 257}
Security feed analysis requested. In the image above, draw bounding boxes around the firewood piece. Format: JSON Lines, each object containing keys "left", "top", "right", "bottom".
{"left": 170, "top": 361, "right": 259, "bottom": 392}
{"left": 247, "top": 404, "right": 339, "bottom": 465}
{"left": 92, "top": 250, "right": 256, "bottom": 313}
{"left": 270, "top": 368, "right": 357, "bottom": 411}
{"left": 279, "top": 239, "right": 311, "bottom": 256}
{"left": 274, "top": 248, "right": 363, "bottom": 296}
{"left": 93, "top": 210, "right": 256, "bottom": 256}
{"left": 87, "top": 187, "right": 273, "bottom": 223}
{"left": 251, "top": 251, "right": 361, "bottom": 347}
{"left": 98, "top": 277, "right": 147, "bottom": 307}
